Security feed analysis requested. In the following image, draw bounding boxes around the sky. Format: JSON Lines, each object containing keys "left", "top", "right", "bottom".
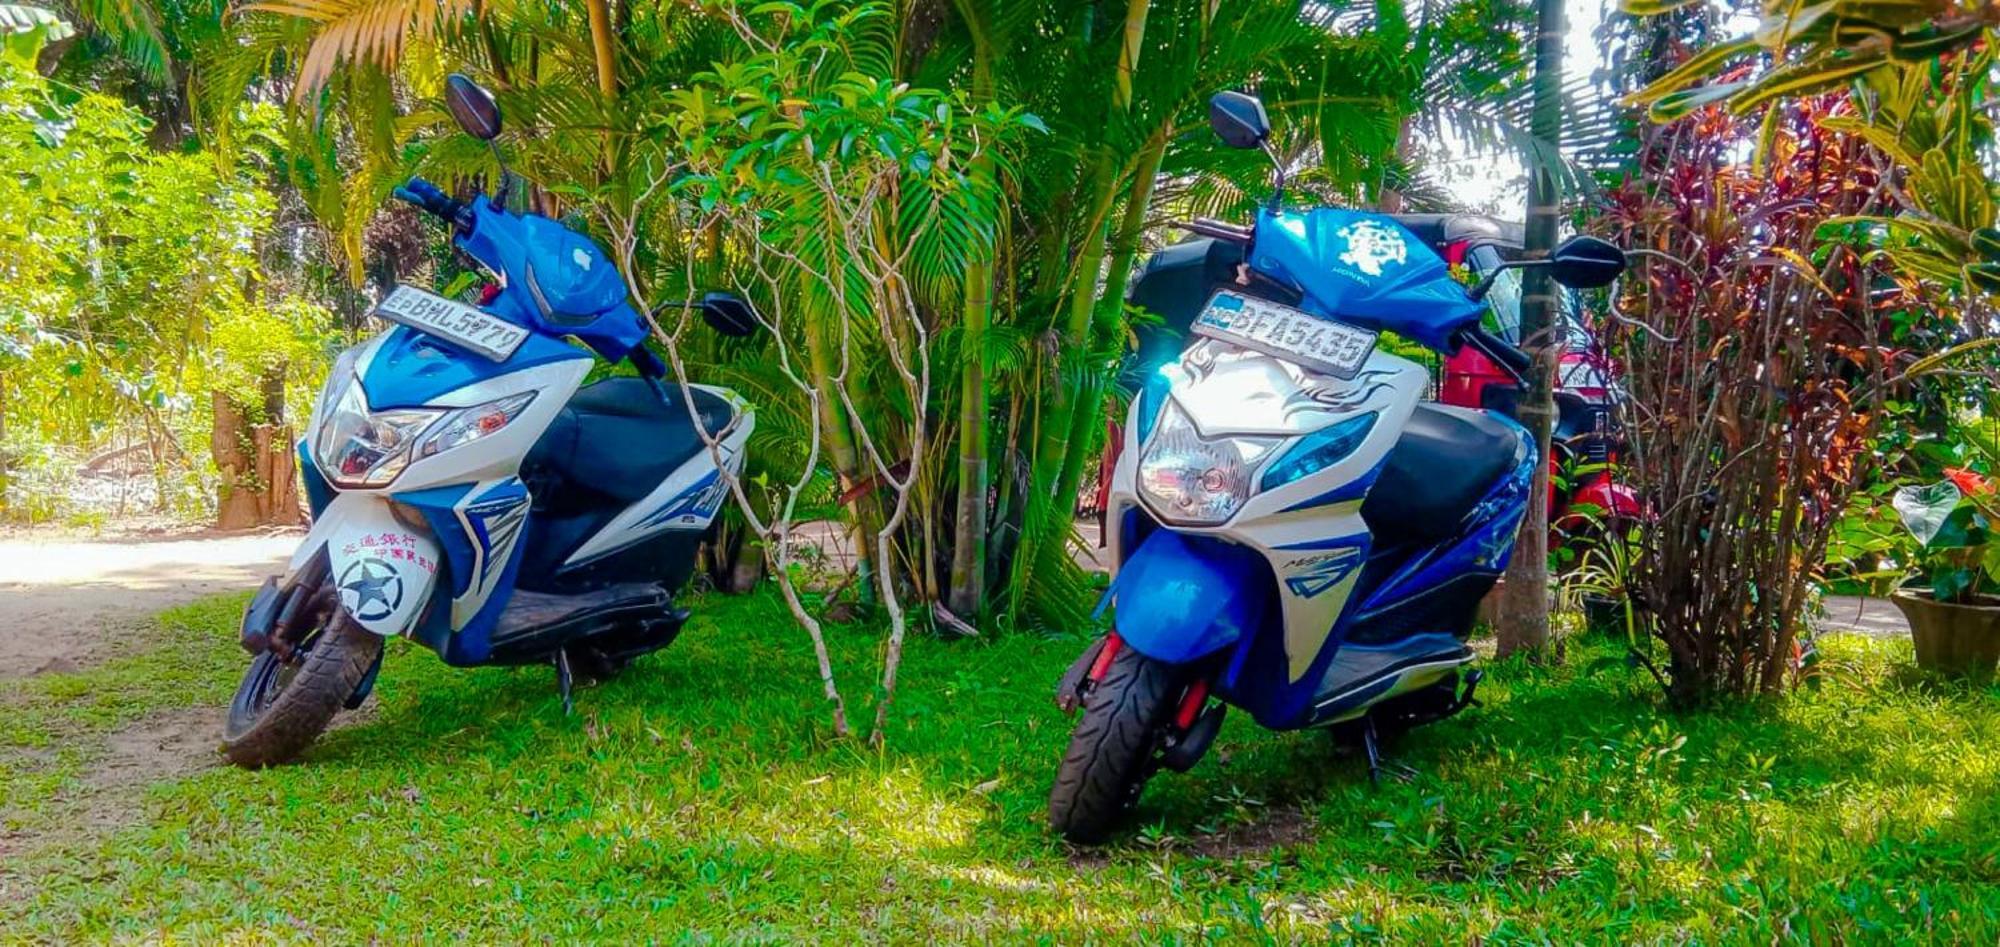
{"left": 1436, "top": 0, "right": 1610, "bottom": 216}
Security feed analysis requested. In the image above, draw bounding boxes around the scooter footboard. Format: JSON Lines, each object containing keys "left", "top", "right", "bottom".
{"left": 1104, "top": 530, "right": 1268, "bottom": 665}
{"left": 293, "top": 493, "right": 442, "bottom": 637}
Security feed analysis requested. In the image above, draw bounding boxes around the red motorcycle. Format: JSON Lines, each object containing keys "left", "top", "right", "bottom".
{"left": 1399, "top": 214, "right": 1643, "bottom": 540}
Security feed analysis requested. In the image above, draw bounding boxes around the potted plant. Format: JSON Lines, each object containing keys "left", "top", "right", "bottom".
{"left": 1888, "top": 466, "right": 2000, "bottom": 680}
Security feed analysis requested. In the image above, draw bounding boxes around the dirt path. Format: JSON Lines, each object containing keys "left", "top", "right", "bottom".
{"left": 0, "top": 527, "right": 302, "bottom": 883}
{"left": 0, "top": 528, "right": 299, "bottom": 679}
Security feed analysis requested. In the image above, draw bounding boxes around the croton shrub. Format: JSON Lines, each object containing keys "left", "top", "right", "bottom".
{"left": 1596, "top": 93, "right": 1911, "bottom": 705}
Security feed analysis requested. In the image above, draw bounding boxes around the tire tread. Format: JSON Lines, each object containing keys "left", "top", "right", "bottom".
{"left": 222, "top": 613, "right": 382, "bottom": 768}
{"left": 1047, "top": 644, "right": 1182, "bottom": 843}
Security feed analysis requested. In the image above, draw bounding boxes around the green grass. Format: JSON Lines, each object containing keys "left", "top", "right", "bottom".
{"left": 3, "top": 589, "right": 1998, "bottom": 943}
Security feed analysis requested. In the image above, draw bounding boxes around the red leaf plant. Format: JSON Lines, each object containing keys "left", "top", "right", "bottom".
{"left": 1593, "top": 93, "right": 1922, "bottom": 704}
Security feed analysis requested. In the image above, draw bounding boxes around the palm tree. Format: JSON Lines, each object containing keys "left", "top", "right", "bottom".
{"left": 1492, "top": 0, "right": 1563, "bottom": 658}
{"left": 170, "top": 0, "right": 1550, "bottom": 634}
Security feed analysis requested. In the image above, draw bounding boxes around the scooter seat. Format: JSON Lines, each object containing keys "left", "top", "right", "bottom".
{"left": 527, "top": 378, "right": 735, "bottom": 506}
{"left": 1361, "top": 404, "right": 1524, "bottom": 546}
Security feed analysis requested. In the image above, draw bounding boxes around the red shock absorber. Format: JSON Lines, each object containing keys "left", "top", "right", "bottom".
{"left": 1086, "top": 632, "right": 1123, "bottom": 683}
{"left": 1174, "top": 679, "right": 1210, "bottom": 730}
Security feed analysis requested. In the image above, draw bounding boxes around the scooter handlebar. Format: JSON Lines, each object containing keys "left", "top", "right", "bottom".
{"left": 1174, "top": 217, "right": 1254, "bottom": 243}
{"left": 393, "top": 177, "right": 470, "bottom": 230}
{"left": 1461, "top": 325, "right": 1532, "bottom": 376}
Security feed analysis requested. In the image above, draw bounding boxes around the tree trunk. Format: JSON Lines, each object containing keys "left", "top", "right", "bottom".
{"left": 722, "top": 521, "right": 767, "bottom": 594}
{"left": 251, "top": 423, "right": 301, "bottom": 525}
{"left": 1495, "top": 352, "right": 1554, "bottom": 656}
{"left": 212, "top": 395, "right": 302, "bottom": 530}
{"left": 213, "top": 393, "right": 258, "bottom": 529}
{"left": 1495, "top": 0, "right": 1566, "bottom": 658}
{"left": 585, "top": 0, "right": 619, "bottom": 176}
{"left": 585, "top": 0, "right": 618, "bottom": 99}
{"left": 949, "top": 254, "right": 994, "bottom": 616}
{"left": 802, "top": 290, "right": 883, "bottom": 589}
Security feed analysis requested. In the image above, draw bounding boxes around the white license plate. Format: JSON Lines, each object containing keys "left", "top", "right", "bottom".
{"left": 1191, "top": 291, "right": 1377, "bottom": 379}
{"left": 374, "top": 285, "right": 529, "bottom": 362}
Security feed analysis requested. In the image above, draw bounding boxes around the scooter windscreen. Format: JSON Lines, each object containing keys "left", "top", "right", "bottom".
{"left": 1247, "top": 208, "right": 1487, "bottom": 352}
{"left": 453, "top": 196, "right": 650, "bottom": 361}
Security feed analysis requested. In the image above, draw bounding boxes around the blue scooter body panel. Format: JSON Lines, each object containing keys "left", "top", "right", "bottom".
{"left": 1107, "top": 412, "right": 1534, "bottom": 732}
{"left": 1105, "top": 530, "right": 1268, "bottom": 666}
{"left": 456, "top": 196, "right": 650, "bottom": 362}
{"left": 1249, "top": 207, "right": 1488, "bottom": 352}
{"left": 359, "top": 324, "right": 591, "bottom": 410}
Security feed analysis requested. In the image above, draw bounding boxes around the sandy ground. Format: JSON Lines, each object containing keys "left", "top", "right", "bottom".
{"left": 0, "top": 528, "right": 300, "bottom": 679}
{"left": 0, "top": 527, "right": 302, "bottom": 872}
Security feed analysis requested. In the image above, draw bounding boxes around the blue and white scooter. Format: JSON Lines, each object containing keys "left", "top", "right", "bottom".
{"left": 1047, "top": 91, "right": 1627, "bottom": 842}
{"left": 224, "top": 75, "right": 755, "bottom": 767}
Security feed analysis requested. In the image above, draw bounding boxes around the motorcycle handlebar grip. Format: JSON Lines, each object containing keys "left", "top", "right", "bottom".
{"left": 393, "top": 178, "right": 460, "bottom": 222}
{"left": 401, "top": 176, "right": 445, "bottom": 202}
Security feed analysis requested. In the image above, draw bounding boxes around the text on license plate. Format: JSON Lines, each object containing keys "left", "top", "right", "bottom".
{"left": 1191, "top": 291, "right": 1377, "bottom": 379}
{"left": 374, "top": 285, "right": 529, "bottom": 362}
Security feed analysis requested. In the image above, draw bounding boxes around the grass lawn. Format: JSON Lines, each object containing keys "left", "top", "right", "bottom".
{"left": 3, "top": 588, "right": 1998, "bottom": 943}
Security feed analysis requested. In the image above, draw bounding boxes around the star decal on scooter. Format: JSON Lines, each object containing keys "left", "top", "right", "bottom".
{"left": 338, "top": 558, "right": 404, "bottom": 622}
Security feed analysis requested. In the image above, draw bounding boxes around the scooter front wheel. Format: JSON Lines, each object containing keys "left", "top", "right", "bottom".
{"left": 222, "top": 612, "right": 382, "bottom": 768}
{"left": 1048, "top": 643, "right": 1183, "bottom": 844}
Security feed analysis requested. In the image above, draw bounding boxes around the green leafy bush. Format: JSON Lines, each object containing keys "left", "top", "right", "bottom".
{"left": 0, "top": 43, "right": 335, "bottom": 521}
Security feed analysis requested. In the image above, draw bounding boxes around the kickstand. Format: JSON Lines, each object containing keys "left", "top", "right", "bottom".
{"left": 1362, "top": 717, "right": 1417, "bottom": 786}
{"left": 554, "top": 648, "right": 575, "bottom": 716}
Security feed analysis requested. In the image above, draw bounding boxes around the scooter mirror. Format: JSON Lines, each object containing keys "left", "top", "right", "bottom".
{"left": 700, "top": 292, "right": 759, "bottom": 338}
{"left": 444, "top": 73, "right": 502, "bottom": 141}
{"left": 1548, "top": 235, "right": 1626, "bottom": 290}
{"left": 1209, "top": 91, "right": 1271, "bottom": 149}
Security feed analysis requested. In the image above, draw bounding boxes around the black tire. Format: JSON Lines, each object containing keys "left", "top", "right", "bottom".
{"left": 222, "top": 611, "right": 383, "bottom": 768}
{"left": 1048, "top": 643, "right": 1184, "bottom": 844}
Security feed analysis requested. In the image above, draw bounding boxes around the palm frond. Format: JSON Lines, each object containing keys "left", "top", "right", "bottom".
{"left": 237, "top": 0, "right": 469, "bottom": 96}
{"left": 68, "top": 0, "right": 171, "bottom": 81}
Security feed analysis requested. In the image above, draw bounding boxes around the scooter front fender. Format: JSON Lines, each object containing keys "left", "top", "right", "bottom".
{"left": 291, "top": 492, "right": 443, "bottom": 637}
{"left": 1104, "top": 529, "right": 1267, "bottom": 665}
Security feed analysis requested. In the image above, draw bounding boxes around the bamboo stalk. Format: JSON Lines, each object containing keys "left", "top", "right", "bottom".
{"left": 947, "top": 6, "right": 998, "bottom": 617}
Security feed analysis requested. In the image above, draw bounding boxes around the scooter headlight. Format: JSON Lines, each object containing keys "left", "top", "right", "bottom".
{"left": 314, "top": 378, "right": 442, "bottom": 488}
{"left": 311, "top": 348, "right": 362, "bottom": 430}
{"left": 416, "top": 392, "right": 537, "bottom": 460}
{"left": 1137, "top": 403, "right": 1279, "bottom": 526}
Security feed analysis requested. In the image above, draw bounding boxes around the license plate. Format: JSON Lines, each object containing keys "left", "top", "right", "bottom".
{"left": 1192, "top": 291, "right": 1377, "bottom": 379}
{"left": 373, "top": 285, "right": 529, "bottom": 362}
